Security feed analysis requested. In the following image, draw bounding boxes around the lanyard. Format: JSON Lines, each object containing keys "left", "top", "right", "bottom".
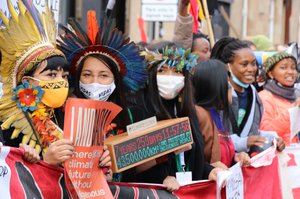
{"left": 176, "top": 152, "right": 189, "bottom": 172}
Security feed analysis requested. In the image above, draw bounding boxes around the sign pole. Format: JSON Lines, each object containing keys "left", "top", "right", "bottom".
{"left": 201, "top": 0, "right": 215, "bottom": 47}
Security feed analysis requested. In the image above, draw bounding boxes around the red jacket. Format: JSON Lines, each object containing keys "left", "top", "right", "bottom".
{"left": 259, "top": 90, "right": 298, "bottom": 145}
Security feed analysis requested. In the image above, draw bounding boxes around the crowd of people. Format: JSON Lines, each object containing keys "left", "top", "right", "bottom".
{"left": 0, "top": 0, "right": 299, "bottom": 195}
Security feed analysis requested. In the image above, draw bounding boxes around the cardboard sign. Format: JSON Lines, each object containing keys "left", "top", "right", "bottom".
{"left": 63, "top": 98, "right": 122, "bottom": 199}
{"left": 105, "top": 117, "right": 193, "bottom": 173}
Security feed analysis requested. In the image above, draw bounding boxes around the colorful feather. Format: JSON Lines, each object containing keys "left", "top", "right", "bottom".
{"left": 143, "top": 47, "right": 198, "bottom": 73}
{"left": 22, "top": 0, "right": 46, "bottom": 39}
{"left": 57, "top": 11, "right": 147, "bottom": 91}
{"left": 87, "top": 10, "right": 99, "bottom": 44}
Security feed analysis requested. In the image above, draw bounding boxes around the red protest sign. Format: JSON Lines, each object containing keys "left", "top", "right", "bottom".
{"left": 63, "top": 98, "right": 122, "bottom": 198}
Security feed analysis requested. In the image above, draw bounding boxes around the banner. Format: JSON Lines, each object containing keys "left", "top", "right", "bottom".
{"left": 0, "top": 146, "right": 68, "bottom": 199}
{"left": 1, "top": 145, "right": 298, "bottom": 198}
{"left": 108, "top": 180, "right": 224, "bottom": 199}
{"left": 283, "top": 146, "right": 300, "bottom": 198}
{"left": 64, "top": 98, "right": 122, "bottom": 199}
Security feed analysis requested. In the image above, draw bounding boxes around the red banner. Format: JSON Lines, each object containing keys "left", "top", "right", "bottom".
{"left": 1, "top": 145, "right": 298, "bottom": 198}
{"left": 0, "top": 147, "right": 67, "bottom": 199}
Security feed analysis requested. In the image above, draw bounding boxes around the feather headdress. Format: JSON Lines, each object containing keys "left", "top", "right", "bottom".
{"left": 0, "top": 0, "right": 64, "bottom": 152}
{"left": 141, "top": 47, "right": 198, "bottom": 72}
{"left": 57, "top": 11, "right": 147, "bottom": 91}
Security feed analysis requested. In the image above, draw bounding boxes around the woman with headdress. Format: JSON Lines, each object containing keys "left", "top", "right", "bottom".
{"left": 57, "top": 11, "right": 147, "bottom": 180}
{"left": 259, "top": 52, "right": 300, "bottom": 145}
{"left": 122, "top": 47, "right": 221, "bottom": 191}
{"left": 0, "top": 0, "right": 73, "bottom": 165}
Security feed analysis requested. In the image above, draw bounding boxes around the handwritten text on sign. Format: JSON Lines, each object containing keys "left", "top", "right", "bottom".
{"left": 114, "top": 120, "right": 192, "bottom": 170}
{"left": 226, "top": 163, "right": 244, "bottom": 199}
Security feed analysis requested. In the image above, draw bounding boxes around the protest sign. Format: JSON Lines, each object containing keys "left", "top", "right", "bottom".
{"left": 105, "top": 117, "right": 193, "bottom": 173}
{"left": 288, "top": 107, "right": 300, "bottom": 141}
{"left": 64, "top": 98, "right": 122, "bottom": 198}
{"left": 226, "top": 163, "right": 243, "bottom": 199}
{"left": 0, "top": 0, "right": 60, "bottom": 24}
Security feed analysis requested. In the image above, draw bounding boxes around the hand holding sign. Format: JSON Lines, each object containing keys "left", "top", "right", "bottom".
{"left": 63, "top": 98, "right": 122, "bottom": 198}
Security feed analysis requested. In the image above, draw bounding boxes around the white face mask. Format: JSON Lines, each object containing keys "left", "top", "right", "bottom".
{"left": 157, "top": 75, "right": 185, "bottom": 100}
{"left": 79, "top": 81, "right": 116, "bottom": 101}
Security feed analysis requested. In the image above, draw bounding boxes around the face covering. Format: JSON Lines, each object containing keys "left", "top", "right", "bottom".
{"left": 27, "top": 77, "right": 69, "bottom": 108}
{"left": 228, "top": 64, "right": 250, "bottom": 88}
{"left": 79, "top": 81, "right": 116, "bottom": 101}
{"left": 157, "top": 75, "right": 185, "bottom": 100}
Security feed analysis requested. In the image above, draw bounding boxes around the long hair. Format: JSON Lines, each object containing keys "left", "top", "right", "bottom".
{"left": 146, "top": 61, "right": 206, "bottom": 180}
{"left": 192, "top": 59, "right": 230, "bottom": 120}
{"left": 74, "top": 54, "right": 130, "bottom": 131}
{"left": 146, "top": 63, "right": 195, "bottom": 120}
{"left": 210, "top": 36, "right": 250, "bottom": 64}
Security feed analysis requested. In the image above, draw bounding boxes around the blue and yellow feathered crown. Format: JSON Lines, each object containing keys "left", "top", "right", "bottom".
{"left": 57, "top": 11, "right": 147, "bottom": 91}
{"left": 141, "top": 47, "right": 198, "bottom": 72}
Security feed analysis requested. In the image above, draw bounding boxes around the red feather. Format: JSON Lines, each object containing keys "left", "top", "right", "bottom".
{"left": 87, "top": 10, "right": 99, "bottom": 44}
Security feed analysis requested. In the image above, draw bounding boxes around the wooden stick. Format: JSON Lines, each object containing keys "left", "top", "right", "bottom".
{"left": 201, "top": 0, "right": 215, "bottom": 47}
{"left": 219, "top": 5, "right": 241, "bottom": 39}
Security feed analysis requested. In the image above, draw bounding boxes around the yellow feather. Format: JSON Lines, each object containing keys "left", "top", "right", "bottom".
{"left": 13, "top": 119, "right": 29, "bottom": 130}
{"left": 12, "top": 128, "right": 22, "bottom": 138}
{"left": 22, "top": 133, "right": 32, "bottom": 144}
{"left": 11, "top": 124, "right": 27, "bottom": 139}
{"left": 22, "top": 125, "right": 32, "bottom": 135}
{"left": 7, "top": 0, "right": 19, "bottom": 23}
{"left": 29, "top": 139, "right": 36, "bottom": 148}
{"left": 17, "top": 0, "right": 26, "bottom": 15}
{"left": 0, "top": 101, "right": 16, "bottom": 109}
{"left": 36, "top": 145, "right": 42, "bottom": 154}
{"left": 0, "top": 10, "right": 9, "bottom": 26}
{"left": 1, "top": 113, "right": 19, "bottom": 129}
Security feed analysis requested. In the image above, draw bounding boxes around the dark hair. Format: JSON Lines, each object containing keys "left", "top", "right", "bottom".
{"left": 74, "top": 54, "right": 130, "bottom": 131}
{"left": 210, "top": 36, "right": 250, "bottom": 64}
{"left": 24, "top": 56, "right": 69, "bottom": 77}
{"left": 145, "top": 60, "right": 207, "bottom": 180}
{"left": 136, "top": 41, "right": 148, "bottom": 51}
{"left": 0, "top": 50, "right": 2, "bottom": 65}
{"left": 146, "top": 63, "right": 195, "bottom": 120}
{"left": 192, "top": 32, "right": 210, "bottom": 51}
{"left": 243, "top": 40, "right": 256, "bottom": 48}
{"left": 192, "top": 59, "right": 229, "bottom": 119}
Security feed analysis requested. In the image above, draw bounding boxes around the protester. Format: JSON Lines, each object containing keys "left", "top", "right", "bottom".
{"left": 57, "top": 12, "right": 147, "bottom": 180}
{"left": 122, "top": 47, "right": 221, "bottom": 191}
{"left": 259, "top": 52, "right": 300, "bottom": 145}
{"left": 243, "top": 40, "right": 257, "bottom": 51}
{"left": 193, "top": 59, "right": 250, "bottom": 168}
{"left": 0, "top": 1, "right": 71, "bottom": 165}
{"left": 0, "top": 1, "right": 111, "bottom": 169}
{"left": 192, "top": 33, "right": 211, "bottom": 61}
{"left": 172, "top": 0, "right": 193, "bottom": 49}
{"left": 210, "top": 37, "right": 285, "bottom": 154}
{"left": 172, "top": 0, "right": 211, "bottom": 62}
